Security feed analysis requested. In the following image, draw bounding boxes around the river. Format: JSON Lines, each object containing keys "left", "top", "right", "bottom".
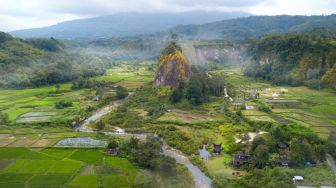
{"left": 75, "top": 96, "right": 212, "bottom": 188}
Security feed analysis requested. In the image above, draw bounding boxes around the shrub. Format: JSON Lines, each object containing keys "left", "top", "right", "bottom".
{"left": 55, "top": 100, "right": 73, "bottom": 109}
{"left": 116, "top": 86, "right": 128, "bottom": 99}
{"left": 0, "top": 112, "right": 8, "bottom": 124}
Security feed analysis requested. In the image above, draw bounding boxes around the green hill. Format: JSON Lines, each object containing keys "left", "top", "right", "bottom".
{"left": 243, "top": 32, "right": 336, "bottom": 89}
{"left": 0, "top": 32, "right": 104, "bottom": 88}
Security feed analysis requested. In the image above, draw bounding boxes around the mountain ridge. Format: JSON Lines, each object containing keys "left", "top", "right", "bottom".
{"left": 10, "top": 11, "right": 250, "bottom": 39}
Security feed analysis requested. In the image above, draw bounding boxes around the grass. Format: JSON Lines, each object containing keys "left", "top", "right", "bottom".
{"left": 205, "top": 155, "right": 239, "bottom": 178}
{"left": 279, "top": 163, "right": 336, "bottom": 186}
{"left": 69, "top": 149, "right": 105, "bottom": 164}
{"left": 220, "top": 68, "right": 336, "bottom": 139}
{"left": 68, "top": 174, "right": 99, "bottom": 188}
{"left": 0, "top": 147, "right": 140, "bottom": 188}
{"left": 0, "top": 83, "right": 97, "bottom": 124}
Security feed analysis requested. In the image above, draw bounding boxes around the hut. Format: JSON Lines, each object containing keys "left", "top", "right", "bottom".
{"left": 293, "top": 176, "right": 304, "bottom": 184}
{"left": 277, "top": 157, "right": 289, "bottom": 167}
{"left": 276, "top": 142, "right": 287, "bottom": 149}
{"left": 233, "top": 151, "right": 252, "bottom": 168}
{"left": 107, "top": 148, "right": 119, "bottom": 156}
{"left": 213, "top": 143, "right": 222, "bottom": 155}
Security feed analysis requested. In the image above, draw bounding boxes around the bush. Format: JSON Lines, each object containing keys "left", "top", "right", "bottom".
{"left": 257, "top": 103, "right": 272, "bottom": 113}
{"left": 116, "top": 86, "right": 128, "bottom": 99}
{"left": 0, "top": 112, "right": 8, "bottom": 124}
{"left": 96, "top": 120, "right": 105, "bottom": 130}
{"left": 55, "top": 100, "right": 73, "bottom": 109}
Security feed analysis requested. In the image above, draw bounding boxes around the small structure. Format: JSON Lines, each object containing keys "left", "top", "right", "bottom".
{"left": 280, "top": 88, "right": 288, "bottom": 94}
{"left": 304, "top": 161, "right": 316, "bottom": 167}
{"left": 277, "top": 157, "right": 289, "bottom": 167}
{"left": 233, "top": 151, "right": 252, "bottom": 168}
{"left": 108, "top": 148, "right": 119, "bottom": 156}
{"left": 232, "top": 102, "right": 244, "bottom": 110}
{"left": 199, "top": 145, "right": 211, "bottom": 160}
{"left": 250, "top": 89, "right": 260, "bottom": 99}
{"left": 293, "top": 176, "right": 304, "bottom": 184}
{"left": 272, "top": 93, "right": 279, "bottom": 98}
{"left": 92, "top": 95, "right": 100, "bottom": 101}
{"left": 213, "top": 143, "right": 222, "bottom": 155}
{"left": 276, "top": 142, "right": 288, "bottom": 149}
{"left": 245, "top": 105, "right": 254, "bottom": 110}
{"left": 223, "top": 87, "right": 233, "bottom": 101}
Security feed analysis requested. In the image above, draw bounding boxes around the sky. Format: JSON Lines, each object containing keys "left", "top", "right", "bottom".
{"left": 0, "top": 0, "right": 336, "bottom": 32}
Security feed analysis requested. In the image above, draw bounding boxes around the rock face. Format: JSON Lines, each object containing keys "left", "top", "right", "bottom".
{"left": 154, "top": 42, "right": 190, "bottom": 88}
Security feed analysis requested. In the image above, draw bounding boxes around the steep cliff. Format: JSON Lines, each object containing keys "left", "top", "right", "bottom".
{"left": 154, "top": 42, "right": 190, "bottom": 88}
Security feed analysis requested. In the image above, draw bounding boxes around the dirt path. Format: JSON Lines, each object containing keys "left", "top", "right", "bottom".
{"left": 327, "top": 154, "right": 336, "bottom": 177}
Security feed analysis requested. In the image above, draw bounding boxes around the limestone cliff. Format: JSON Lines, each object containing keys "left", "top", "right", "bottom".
{"left": 154, "top": 42, "right": 190, "bottom": 88}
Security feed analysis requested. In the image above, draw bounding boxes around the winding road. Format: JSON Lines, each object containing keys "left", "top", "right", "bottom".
{"left": 75, "top": 96, "right": 212, "bottom": 188}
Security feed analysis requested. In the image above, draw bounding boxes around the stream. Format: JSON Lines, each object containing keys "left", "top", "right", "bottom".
{"left": 75, "top": 97, "right": 212, "bottom": 188}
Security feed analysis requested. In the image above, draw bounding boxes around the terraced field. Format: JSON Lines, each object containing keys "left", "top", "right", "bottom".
{"left": 214, "top": 68, "right": 336, "bottom": 139}
{"left": 0, "top": 147, "right": 140, "bottom": 188}
{"left": 0, "top": 84, "right": 96, "bottom": 124}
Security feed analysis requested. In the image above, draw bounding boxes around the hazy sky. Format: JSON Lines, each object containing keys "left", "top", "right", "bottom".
{"left": 1, "top": 0, "right": 335, "bottom": 31}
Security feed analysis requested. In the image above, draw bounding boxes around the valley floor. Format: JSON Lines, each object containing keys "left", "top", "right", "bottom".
{"left": 1, "top": 65, "right": 336, "bottom": 187}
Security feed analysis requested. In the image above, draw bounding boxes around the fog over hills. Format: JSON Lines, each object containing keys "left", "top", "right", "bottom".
{"left": 10, "top": 11, "right": 250, "bottom": 39}
{"left": 169, "top": 14, "right": 336, "bottom": 40}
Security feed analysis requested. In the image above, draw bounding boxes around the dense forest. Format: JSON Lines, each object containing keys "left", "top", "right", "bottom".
{"left": 0, "top": 32, "right": 107, "bottom": 88}
{"left": 243, "top": 31, "right": 336, "bottom": 89}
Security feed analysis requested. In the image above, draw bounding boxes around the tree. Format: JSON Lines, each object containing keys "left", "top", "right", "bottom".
{"left": 0, "top": 112, "right": 8, "bottom": 124}
{"left": 55, "top": 100, "right": 73, "bottom": 109}
{"left": 253, "top": 144, "right": 270, "bottom": 168}
{"left": 170, "top": 82, "right": 185, "bottom": 103}
{"left": 289, "top": 139, "right": 313, "bottom": 166}
{"left": 322, "top": 64, "right": 336, "bottom": 89}
{"left": 96, "top": 120, "right": 105, "bottom": 130}
{"left": 116, "top": 86, "right": 128, "bottom": 99}
{"left": 55, "top": 84, "right": 61, "bottom": 93}
{"left": 107, "top": 139, "right": 118, "bottom": 149}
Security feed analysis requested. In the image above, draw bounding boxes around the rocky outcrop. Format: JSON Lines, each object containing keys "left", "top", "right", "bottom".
{"left": 154, "top": 42, "right": 190, "bottom": 88}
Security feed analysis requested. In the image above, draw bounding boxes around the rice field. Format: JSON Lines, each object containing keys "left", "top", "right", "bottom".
{"left": 0, "top": 147, "right": 140, "bottom": 188}
{"left": 221, "top": 68, "right": 336, "bottom": 139}
{"left": 0, "top": 83, "right": 97, "bottom": 124}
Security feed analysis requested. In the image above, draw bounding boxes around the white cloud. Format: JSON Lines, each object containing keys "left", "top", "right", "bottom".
{"left": 0, "top": 0, "right": 335, "bottom": 31}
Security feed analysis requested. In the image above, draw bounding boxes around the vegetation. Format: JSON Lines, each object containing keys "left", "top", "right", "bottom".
{"left": 116, "top": 86, "right": 128, "bottom": 99}
{"left": 244, "top": 32, "right": 336, "bottom": 89}
{"left": 0, "top": 32, "right": 106, "bottom": 88}
{"left": 55, "top": 100, "right": 73, "bottom": 109}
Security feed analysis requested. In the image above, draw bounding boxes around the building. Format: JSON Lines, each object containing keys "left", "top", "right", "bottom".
{"left": 233, "top": 151, "right": 252, "bottom": 168}
{"left": 107, "top": 148, "right": 119, "bottom": 156}
{"left": 277, "top": 157, "right": 289, "bottom": 167}
{"left": 213, "top": 143, "right": 222, "bottom": 155}
{"left": 276, "top": 142, "right": 287, "bottom": 149}
{"left": 293, "top": 176, "right": 304, "bottom": 184}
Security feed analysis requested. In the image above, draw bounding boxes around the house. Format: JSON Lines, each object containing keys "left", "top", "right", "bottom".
{"left": 250, "top": 89, "right": 260, "bottom": 99}
{"left": 107, "top": 148, "right": 119, "bottom": 156}
{"left": 245, "top": 105, "right": 254, "bottom": 110}
{"left": 293, "top": 176, "right": 304, "bottom": 184}
{"left": 199, "top": 145, "right": 211, "bottom": 160}
{"left": 304, "top": 161, "right": 316, "bottom": 167}
{"left": 276, "top": 142, "right": 288, "bottom": 149}
{"left": 277, "top": 157, "right": 289, "bottom": 167}
{"left": 92, "top": 95, "right": 100, "bottom": 101}
{"left": 233, "top": 151, "right": 252, "bottom": 168}
{"left": 213, "top": 143, "right": 222, "bottom": 155}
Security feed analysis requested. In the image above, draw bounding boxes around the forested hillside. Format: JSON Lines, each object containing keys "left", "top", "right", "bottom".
{"left": 170, "top": 15, "right": 336, "bottom": 40}
{"left": 243, "top": 31, "right": 336, "bottom": 89}
{"left": 0, "top": 32, "right": 106, "bottom": 88}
